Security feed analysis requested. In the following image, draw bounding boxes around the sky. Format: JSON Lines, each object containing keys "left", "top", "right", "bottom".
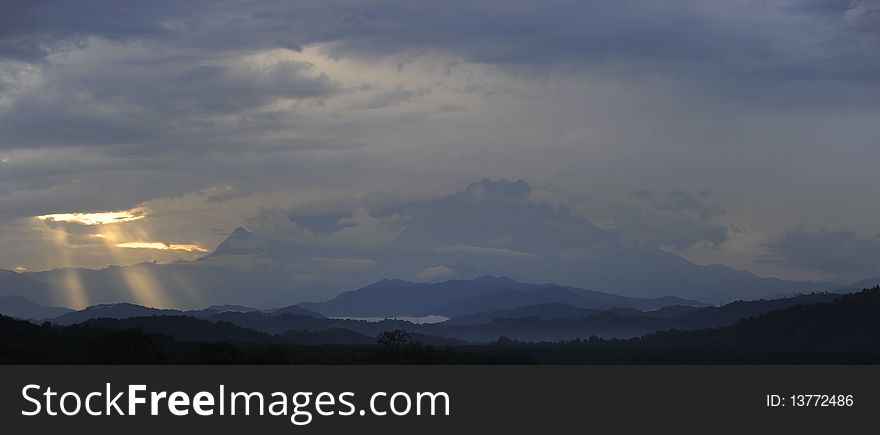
{"left": 1, "top": 0, "right": 879, "bottom": 286}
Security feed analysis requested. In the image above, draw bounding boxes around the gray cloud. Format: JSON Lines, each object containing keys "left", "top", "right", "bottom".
{"left": 357, "top": 85, "right": 431, "bottom": 109}
{"left": 198, "top": 186, "right": 252, "bottom": 204}
{"left": 3, "top": 1, "right": 877, "bottom": 82}
{"left": 600, "top": 190, "right": 729, "bottom": 250}
{"left": 0, "top": 0, "right": 878, "bottom": 289}
{"left": 414, "top": 265, "right": 456, "bottom": 281}
{"left": 654, "top": 190, "right": 724, "bottom": 220}
{"left": 766, "top": 227, "right": 880, "bottom": 279}
{"left": 434, "top": 244, "right": 539, "bottom": 259}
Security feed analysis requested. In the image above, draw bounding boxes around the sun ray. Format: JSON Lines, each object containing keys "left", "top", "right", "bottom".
{"left": 60, "top": 268, "right": 88, "bottom": 309}
{"left": 94, "top": 224, "right": 173, "bottom": 308}
{"left": 119, "top": 265, "right": 170, "bottom": 308}
{"left": 32, "top": 220, "right": 89, "bottom": 308}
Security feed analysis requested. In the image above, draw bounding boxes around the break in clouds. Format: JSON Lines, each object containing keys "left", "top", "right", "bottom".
{"left": 1, "top": 0, "right": 880, "bottom": 303}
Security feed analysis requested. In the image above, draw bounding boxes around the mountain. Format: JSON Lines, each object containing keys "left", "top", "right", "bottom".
{"left": 428, "top": 313, "right": 675, "bottom": 342}
{"left": 3, "top": 181, "right": 834, "bottom": 309}
{"left": 0, "top": 313, "right": 522, "bottom": 364}
{"left": 184, "top": 305, "right": 260, "bottom": 318}
{"left": 82, "top": 316, "right": 281, "bottom": 344}
{"left": 51, "top": 303, "right": 186, "bottom": 326}
{"left": 426, "top": 292, "right": 846, "bottom": 342}
{"left": 667, "top": 292, "right": 843, "bottom": 329}
{"left": 204, "top": 312, "right": 344, "bottom": 334}
{"left": 300, "top": 276, "right": 704, "bottom": 317}
{"left": 444, "top": 303, "right": 703, "bottom": 326}
{"left": 77, "top": 312, "right": 472, "bottom": 347}
{"left": 0, "top": 296, "right": 72, "bottom": 320}
{"left": 80, "top": 315, "right": 380, "bottom": 346}
{"left": 0, "top": 269, "right": 51, "bottom": 302}
{"left": 446, "top": 303, "right": 605, "bottom": 325}
{"left": 42, "top": 280, "right": 846, "bottom": 344}
{"left": 207, "top": 226, "right": 259, "bottom": 257}
{"left": 637, "top": 287, "right": 880, "bottom": 353}
{"left": 838, "top": 278, "right": 880, "bottom": 293}
{"left": 264, "top": 305, "right": 326, "bottom": 318}
{"left": 50, "top": 302, "right": 325, "bottom": 325}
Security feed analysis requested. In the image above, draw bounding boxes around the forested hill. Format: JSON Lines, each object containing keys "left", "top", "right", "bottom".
{"left": 638, "top": 286, "right": 880, "bottom": 353}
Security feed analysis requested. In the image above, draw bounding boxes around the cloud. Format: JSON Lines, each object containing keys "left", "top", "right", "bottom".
{"left": 843, "top": 0, "right": 880, "bottom": 28}
{"left": 653, "top": 190, "right": 724, "bottom": 220}
{"left": 116, "top": 242, "right": 208, "bottom": 253}
{"left": 414, "top": 265, "right": 456, "bottom": 281}
{"left": 309, "top": 256, "right": 379, "bottom": 274}
{"left": 0, "top": 0, "right": 879, "bottom": 288}
{"left": 357, "top": 86, "right": 432, "bottom": 109}
{"left": 36, "top": 208, "right": 147, "bottom": 225}
{"left": 245, "top": 206, "right": 407, "bottom": 249}
{"left": 599, "top": 190, "right": 729, "bottom": 250}
{"left": 765, "top": 227, "right": 880, "bottom": 279}
{"left": 434, "top": 244, "right": 538, "bottom": 259}
{"left": 198, "top": 186, "right": 251, "bottom": 204}
{"left": 0, "top": 42, "right": 340, "bottom": 150}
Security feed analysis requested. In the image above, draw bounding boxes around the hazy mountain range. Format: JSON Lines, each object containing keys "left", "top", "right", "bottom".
{"left": 0, "top": 275, "right": 863, "bottom": 344}
{"left": 5, "top": 287, "right": 879, "bottom": 364}
{"left": 3, "top": 181, "right": 871, "bottom": 310}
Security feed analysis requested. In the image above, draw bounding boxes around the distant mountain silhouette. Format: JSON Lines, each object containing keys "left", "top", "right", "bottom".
{"left": 207, "top": 226, "right": 259, "bottom": 257}
{"left": 51, "top": 302, "right": 325, "bottom": 326}
{"left": 83, "top": 315, "right": 459, "bottom": 347}
{"left": 205, "top": 312, "right": 347, "bottom": 334}
{"left": 4, "top": 287, "right": 879, "bottom": 364}
{"left": 52, "top": 303, "right": 185, "bottom": 325}
{"left": 0, "top": 312, "right": 519, "bottom": 364}
{"left": 837, "top": 278, "right": 880, "bottom": 293}
{"left": 446, "top": 303, "right": 605, "bottom": 325}
{"left": 0, "top": 182, "right": 844, "bottom": 309}
{"left": 81, "top": 315, "right": 373, "bottom": 346}
{"left": 426, "top": 292, "right": 846, "bottom": 341}
{"left": 636, "top": 287, "right": 880, "bottom": 353}
{"left": 83, "top": 316, "right": 282, "bottom": 344}
{"left": 666, "top": 292, "right": 842, "bottom": 329}
{"left": 0, "top": 296, "right": 72, "bottom": 320}
{"left": 42, "top": 285, "right": 845, "bottom": 343}
{"left": 0, "top": 269, "right": 52, "bottom": 302}
{"left": 300, "top": 276, "right": 704, "bottom": 317}
{"left": 444, "top": 303, "right": 702, "bottom": 326}
{"left": 429, "top": 313, "right": 674, "bottom": 342}
{"left": 264, "top": 305, "right": 327, "bottom": 318}
{"left": 183, "top": 304, "right": 260, "bottom": 318}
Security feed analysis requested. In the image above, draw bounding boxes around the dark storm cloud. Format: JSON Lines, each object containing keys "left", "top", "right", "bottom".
{"left": 1, "top": 0, "right": 876, "bottom": 153}
{"left": 0, "top": 0, "right": 188, "bottom": 61}
{"left": 3, "top": 1, "right": 878, "bottom": 74}
{"left": 766, "top": 227, "right": 880, "bottom": 277}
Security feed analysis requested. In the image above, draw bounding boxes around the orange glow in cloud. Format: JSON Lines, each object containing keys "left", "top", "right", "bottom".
{"left": 36, "top": 208, "right": 147, "bottom": 225}
{"left": 116, "top": 242, "right": 208, "bottom": 253}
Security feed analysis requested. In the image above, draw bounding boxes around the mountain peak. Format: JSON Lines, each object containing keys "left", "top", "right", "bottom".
{"left": 208, "top": 226, "right": 259, "bottom": 257}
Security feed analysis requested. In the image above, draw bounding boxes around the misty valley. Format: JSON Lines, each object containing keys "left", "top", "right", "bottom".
{"left": 3, "top": 274, "right": 879, "bottom": 364}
